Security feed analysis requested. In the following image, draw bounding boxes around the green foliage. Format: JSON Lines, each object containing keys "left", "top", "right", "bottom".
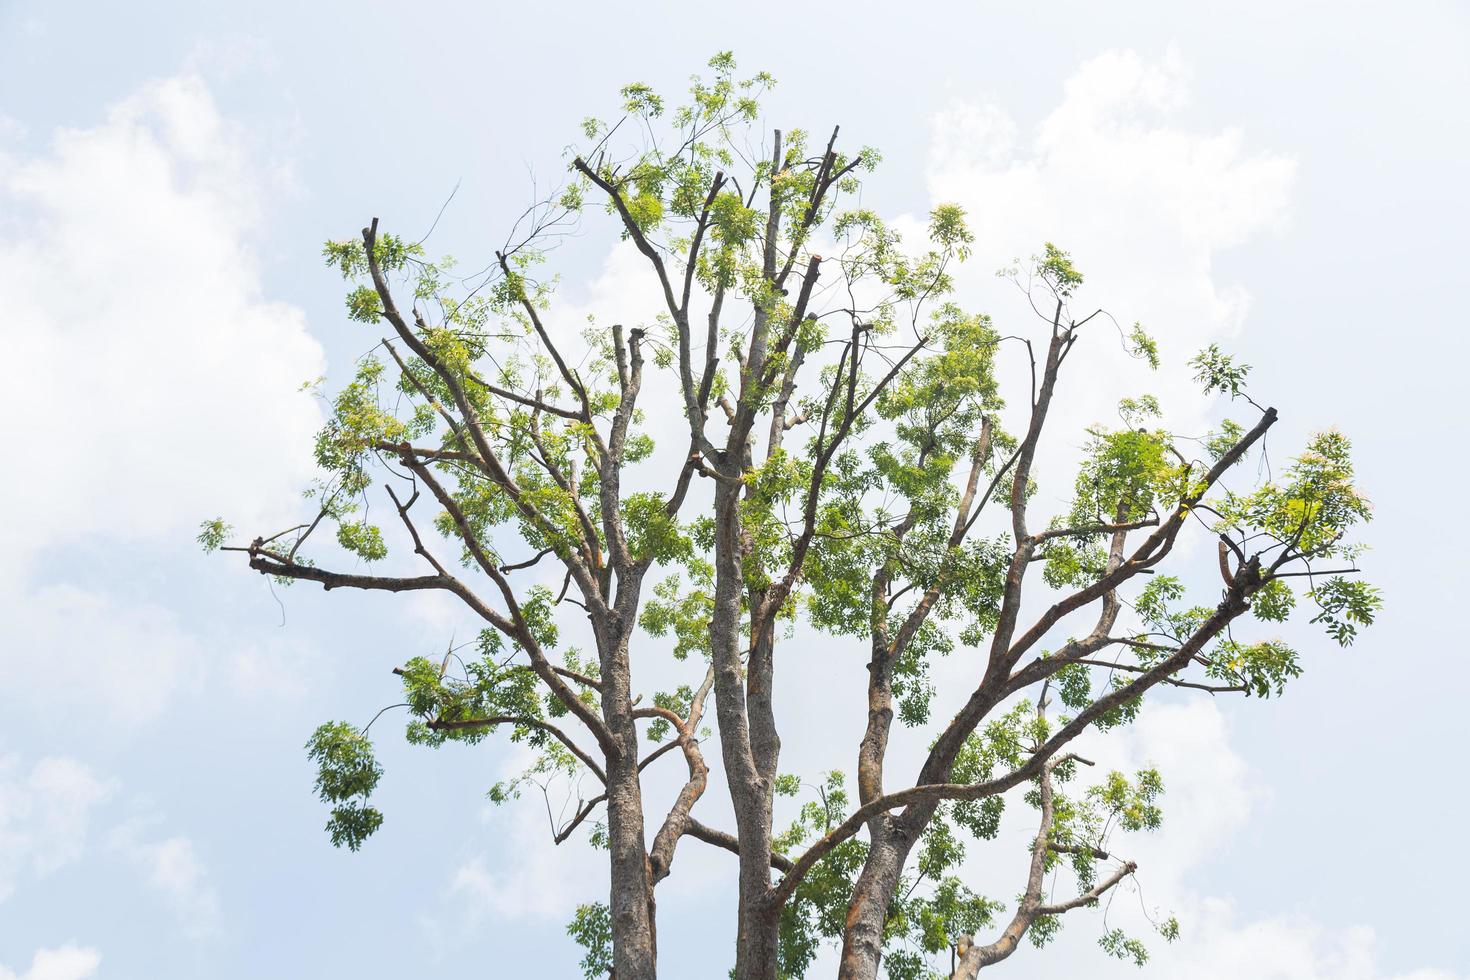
{"left": 1189, "top": 344, "right": 1251, "bottom": 399}
{"left": 196, "top": 518, "right": 231, "bottom": 552}
{"left": 774, "top": 772, "right": 870, "bottom": 978}
{"left": 305, "top": 722, "right": 384, "bottom": 851}
{"left": 646, "top": 685, "right": 695, "bottom": 743}
{"left": 1251, "top": 577, "right": 1296, "bottom": 622}
{"left": 1069, "top": 424, "right": 1180, "bottom": 526}
{"left": 398, "top": 644, "right": 549, "bottom": 750}
{"left": 215, "top": 52, "right": 1381, "bottom": 980}
{"left": 336, "top": 521, "right": 387, "bottom": 562}
{"left": 1219, "top": 429, "right": 1372, "bottom": 558}
{"left": 623, "top": 492, "right": 691, "bottom": 564}
{"left": 1127, "top": 323, "right": 1160, "bottom": 369}
{"left": 1028, "top": 912, "right": 1061, "bottom": 948}
{"left": 1091, "top": 769, "right": 1164, "bottom": 833}
{"left": 928, "top": 203, "right": 974, "bottom": 260}
{"left": 884, "top": 874, "right": 1003, "bottom": 978}
{"left": 1205, "top": 418, "right": 1246, "bottom": 461}
{"left": 1038, "top": 243, "right": 1084, "bottom": 296}
{"left": 1206, "top": 639, "right": 1300, "bottom": 697}
{"left": 566, "top": 902, "right": 613, "bottom": 979}
{"left": 1099, "top": 927, "right": 1150, "bottom": 966}
{"left": 1307, "top": 576, "right": 1382, "bottom": 646}
{"left": 640, "top": 563, "right": 714, "bottom": 660}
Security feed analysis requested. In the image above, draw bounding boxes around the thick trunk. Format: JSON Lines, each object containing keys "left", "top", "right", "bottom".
{"left": 605, "top": 744, "right": 657, "bottom": 979}
{"left": 736, "top": 895, "right": 782, "bottom": 980}
{"left": 836, "top": 813, "right": 930, "bottom": 980}
{"left": 597, "top": 617, "right": 657, "bottom": 980}
{"left": 707, "top": 483, "right": 782, "bottom": 980}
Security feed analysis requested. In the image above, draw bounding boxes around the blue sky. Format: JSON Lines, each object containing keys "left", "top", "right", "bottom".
{"left": 1, "top": 1, "right": 1467, "bottom": 977}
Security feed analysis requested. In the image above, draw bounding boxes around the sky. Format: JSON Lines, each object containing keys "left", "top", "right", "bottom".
{"left": 0, "top": 1, "right": 1467, "bottom": 977}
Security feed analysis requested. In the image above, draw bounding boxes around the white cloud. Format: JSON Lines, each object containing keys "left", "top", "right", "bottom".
{"left": 992, "top": 699, "right": 1458, "bottom": 980}
{"left": 0, "top": 946, "right": 102, "bottom": 980}
{"left": 4, "top": 585, "right": 204, "bottom": 726}
{"left": 924, "top": 43, "right": 1296, "bottom": 501}
{"left": 0, "top": 73, "right": 324, "bottom": 568}
{"left": 108, "top": 820, "right": 221, "bottom": 939}
{"left": 447, "top": 776, "right": 590, "bottom": 924}
{"left": 0, "top": 73, "right": 325, "bottom": 723}
{"left": 907, "top": 50, "right": 1453, "bottom": 979}
{"left": 1, "top": 750, "right": 219, "bottom": 938}
{"left": 418, "top": 745, "right": 603, "bottom": 957}
{"left": 1144, "top": 899, "right": 1463, "bottom": 980}
{"left": 134, "top": 836, "right": 221, "bottom": 938}
{"left": 0, "top": 755, "right": 112, "bottom": 901}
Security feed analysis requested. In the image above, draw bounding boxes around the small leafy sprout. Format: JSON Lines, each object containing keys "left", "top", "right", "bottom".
{"left": 197, "top": 517, "right": 232, "bottom": 552}
{"left": 1039, "top": 243, "right": 1084, "bottom": 296}
{"left": 1128, "top": 322, "right": 1160, "bottom": 369}
{"left": 1189, "top": 344, "right": 1251, "bottom": 399}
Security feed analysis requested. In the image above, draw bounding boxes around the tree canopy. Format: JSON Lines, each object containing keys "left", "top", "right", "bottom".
{"left": 205, "top": 53, "right": 1379, "bottom": 980}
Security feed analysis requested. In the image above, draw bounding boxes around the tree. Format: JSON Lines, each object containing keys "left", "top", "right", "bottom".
{"left": 204, "top": 54, "right": 1380, "bottom": 979}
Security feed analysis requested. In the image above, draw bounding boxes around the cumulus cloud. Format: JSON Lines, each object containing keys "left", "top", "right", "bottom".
{"left": 888, "top": 48, "right": 1451, "bottom": 979}
{"left": 987, "top": 700, "right": 1457, "bottom": 980}
{"left": 0, "top": 75, "right": 323, "bottom": 567}
{"left": 1, "top": 749, "right": 219, "bottom": 939}
{"left": 0, "top": 73, "right": 325, "bottom": 722}
{"left": 4, "top": 585, "right": 205, "bottom": 726}
{"left": 0, "top": 946, "right": 102, "bottom": 980}
{"left": 0, "top": 755, "right": 113, "bottom": 901}
{"left": 924, "top": 43, "right": 1296, "bottom": 497}
{"left": 109, "top": 828, "right": 221, "bottom": 939}
{"left": 441, "top": 758, "right": 592, "bottom": 925}
{"left": 1143, "top": 900, "right": 1464, "bottom": 980}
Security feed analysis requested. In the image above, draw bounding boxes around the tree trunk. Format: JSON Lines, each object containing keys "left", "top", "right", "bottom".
{"left": 707, "top": 482, "right": 783, "bottom": 980}
{"left": 736, "top": 894, "right": 782, "bottom": 980}
{"left": 598, "top": 617, "right": 658, "bottom": 980}
{"left": 836, "top": 813, "right": 930, "bottom": 980}
{"left": 605, "top": 744, "right": 656, "bottom": 979}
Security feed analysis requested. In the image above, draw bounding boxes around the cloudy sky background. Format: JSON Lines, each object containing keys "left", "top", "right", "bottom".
{"left": 1, "top": 1, "right": 1466, "bottom": 977}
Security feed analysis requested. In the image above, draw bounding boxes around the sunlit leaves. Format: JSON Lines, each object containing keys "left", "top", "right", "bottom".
{"left": 345, "top": 284, "right": 382, "bottom": 323}
{"left": 1038, "top": 242, "right": 1084, "bottom": 296}
{"left": 640, "top": 565, "right": 714, "bottom": 661}
{"left": 1189, "top": 344, "right": 1251, "bottom": 399}
{"left": 196, "top": 517, "right": 231, "bottom": 552}
{"left": 1091, "top": 769, "right": 1164, "bottom": 833}
{"left": 1217, "top": 429, "right": 1373, "bottom": 561}
{"left": 928, "top": 203, "right": 974, "bottom": 260}
{"left": 1069, "top": 424, "right": 1179, "bottom": 525}
{"left": 1127, "top": 323, "right": 1160, "bottom": 370}
{"left": 1204, "top": 418, "right": 1246, "bottom": 461}
{"left": 1251, "top": 577, "right": 1296, "bottom": 622}
{"left": 623, "top": 492, "right": 691, "bottom": 565}
{"left": 774, "top": 772, "right": 870, "bottom": 979}
{"left": 1206, "top": 639, "right": 1301, "bottom": 697}
{"left": 336, "top": 521, "right": 387, "bottom": 562}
